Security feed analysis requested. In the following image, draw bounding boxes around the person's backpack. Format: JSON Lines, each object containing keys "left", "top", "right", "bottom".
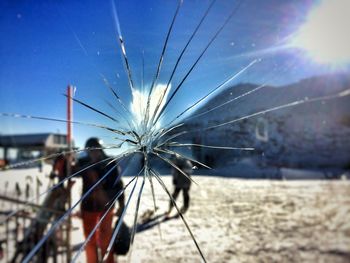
{"left": 113, "top": 220, "right": 131, "bottom": 255}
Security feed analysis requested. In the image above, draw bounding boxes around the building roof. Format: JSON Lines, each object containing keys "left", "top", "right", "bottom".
{"left": 0, "top": 133, "right": 67, "bottom": 148}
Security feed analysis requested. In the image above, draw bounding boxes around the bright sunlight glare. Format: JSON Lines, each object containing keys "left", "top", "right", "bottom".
{"left": 130, "top": 83, "right": 170, "bottom": 129}
{"left": 291, "top": 0, "right": 350, "bottom": 66}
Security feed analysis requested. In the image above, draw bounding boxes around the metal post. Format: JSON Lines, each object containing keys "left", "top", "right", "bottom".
{"left": 66, "top": 85, "right": 74, "bottom": 262}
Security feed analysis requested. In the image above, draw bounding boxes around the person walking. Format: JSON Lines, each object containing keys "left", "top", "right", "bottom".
{"left": 166, "top": 156, "right": 193, "bottom": 215}
{"left": 75, "top": 137, "right": 125, "bottom": 263}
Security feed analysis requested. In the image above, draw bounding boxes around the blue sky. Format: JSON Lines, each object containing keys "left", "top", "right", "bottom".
{"left": 0, "top": 0, "right": 349, "bottom": 148}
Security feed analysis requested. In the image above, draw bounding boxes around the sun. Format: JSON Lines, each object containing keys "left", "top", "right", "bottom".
{"left": 291, "top": 0, "right": 350, "bottom": 66}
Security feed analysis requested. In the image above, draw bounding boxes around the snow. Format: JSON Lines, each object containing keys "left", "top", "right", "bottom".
{"left": 1, "top": 168, "right": 350, "bottom": 262}
{"left": 118, "top": 176, "right": 350, "bottom": 262}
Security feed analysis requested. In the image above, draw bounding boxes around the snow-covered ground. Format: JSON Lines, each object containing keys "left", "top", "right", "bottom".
{"left": 1, "top": 167, "right": 350, "bottom": 262}
{"left": 120, "top": 176, "right": 350, "bottom": 263}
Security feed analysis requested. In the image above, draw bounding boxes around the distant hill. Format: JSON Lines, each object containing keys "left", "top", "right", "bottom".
{"left": 168, "top": 73, "right": 350, "bottom": 172}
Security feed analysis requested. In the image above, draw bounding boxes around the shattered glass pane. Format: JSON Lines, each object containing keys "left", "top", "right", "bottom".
{"left": 0, "top": 0, "right": 350, "bottom": 262}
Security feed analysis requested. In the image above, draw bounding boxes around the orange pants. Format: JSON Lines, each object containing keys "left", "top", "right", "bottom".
{"left": 82, "top": 210, "right": 115, "bottom": 263}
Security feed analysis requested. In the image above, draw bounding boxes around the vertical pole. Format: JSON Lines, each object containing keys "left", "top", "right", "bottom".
{"left": 66, "top": 85, "right": 73, "bottom": 262}
{"left": 67, "top": 85, "right": 73, "bottom": 148}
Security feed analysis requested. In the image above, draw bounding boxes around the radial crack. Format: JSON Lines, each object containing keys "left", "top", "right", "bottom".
{"left": 154, "top": 147, "right": 211, "bottom": 170}
{"left": 151, "top": 151, "right": 198, "bottom": 186}
{"left": 154, "top": 0, "right": 245, "bottom": 125}
{"left": 150, "top": 168, "right": 207, "bottom": 263}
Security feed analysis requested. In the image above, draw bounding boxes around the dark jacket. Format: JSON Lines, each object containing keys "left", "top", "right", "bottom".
{"left": 172, "top": 158, "right": 192, "bottom": 189}
{"left": 76, "top": 155, "right": 124, "bottom": 212}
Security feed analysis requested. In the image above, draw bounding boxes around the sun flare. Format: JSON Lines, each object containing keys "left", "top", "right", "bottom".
{"left": 291, "top": 0, "right": 350, "bottom": 66}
